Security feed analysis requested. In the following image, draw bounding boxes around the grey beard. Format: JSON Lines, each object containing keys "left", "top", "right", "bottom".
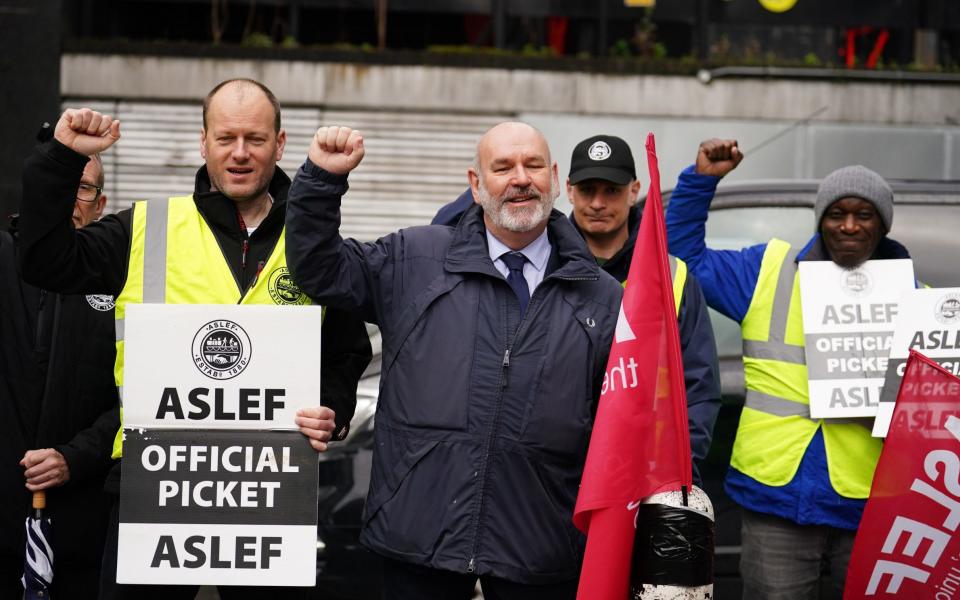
{"left": 477, "top": 182, "right": 555, "bottom": 233}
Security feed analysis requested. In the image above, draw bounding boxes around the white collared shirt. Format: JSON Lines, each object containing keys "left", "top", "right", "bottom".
{"left": 486, "top": 228, "right": 551, "bottom": 294}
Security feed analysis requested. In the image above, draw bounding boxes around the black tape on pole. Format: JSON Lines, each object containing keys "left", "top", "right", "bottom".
{"left": 630, "top": 504, "right": 714, "bottom": 587}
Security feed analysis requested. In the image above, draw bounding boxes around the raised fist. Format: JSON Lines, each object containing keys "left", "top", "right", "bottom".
{"left": 54, "top": 108, "right": 121, "bottom": 156}
{"left": 308, "top": 126, "right": 365, "bottom": 175}
{"left": 695, "top": 139, "right": 743, "bottom": 178}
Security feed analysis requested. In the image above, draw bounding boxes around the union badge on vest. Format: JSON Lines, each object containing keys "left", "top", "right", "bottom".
{"left": 268, "top": 267, "right": 309, "bottom": 305}
{"left": 86, "top": 294, "right": 116, "bottom": 311}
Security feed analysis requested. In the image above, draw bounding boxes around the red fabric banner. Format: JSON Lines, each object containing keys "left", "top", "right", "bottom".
{"left": 573, "top": 133, "right": 693, "bottom": 600}
{"left": 844, "top": 351, "right": 960, "bottom": 599}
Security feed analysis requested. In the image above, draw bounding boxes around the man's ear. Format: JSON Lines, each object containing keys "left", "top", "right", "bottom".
{"left": 468, "top": 168, "right": 482, "bottom": 205}
{"left": 551, "top": 161, "right": 560, "bottom": 200}
{"left": 199, "top": 129, "right": 207, "bottom": 160}
{"left": 275, "top": 128, "right": 287, "bottom": 162}
{"left": 628, "top": 179, "right": 642, "bottom": 206}
{"left": 94, "top": 194, "right": 107, "bottom": 220}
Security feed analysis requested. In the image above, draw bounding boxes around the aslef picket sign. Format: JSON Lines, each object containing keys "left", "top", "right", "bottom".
{"left": 117, "top": 304, "right": 322, "bottom": 586}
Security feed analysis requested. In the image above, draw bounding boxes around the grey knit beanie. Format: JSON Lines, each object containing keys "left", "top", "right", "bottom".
{"left": 814, "top": 165, "right": 893, "bottom": 231}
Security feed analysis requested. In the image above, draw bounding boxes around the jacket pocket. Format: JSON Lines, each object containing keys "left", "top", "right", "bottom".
{"left": 363, "top": 436, "right": 440, "bottom": 525}
{"left": 470, "top": 449, "right": 582, "bottom": 577}
{"left": 520, "top": 312, "right": 597, "bottom": 458}
{"left": 383, "top": 279, "right": 476, "bottom": 430}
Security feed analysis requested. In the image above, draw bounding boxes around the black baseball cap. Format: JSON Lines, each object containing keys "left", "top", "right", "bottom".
{"left": 568, "top": 135, "right": 637, "bottom": 185}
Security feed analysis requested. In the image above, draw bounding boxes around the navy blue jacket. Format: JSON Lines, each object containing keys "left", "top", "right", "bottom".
{"left": 287, "top": 161, "right": 622, "bottom": 583}
{"left": 434, "top": 192, "right": 721, "bottom": 483}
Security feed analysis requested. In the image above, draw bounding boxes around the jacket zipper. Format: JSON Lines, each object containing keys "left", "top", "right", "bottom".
{"left": 464, "top": 272, "right": 597, "bottom": 573}
{"left": 466, "top": 345, "right": 511, "bottom": 574}
{"left": 238, "top": 259, "right": 266, "bottom": 304}
{"left": 235, "top": 209, "right": 265, "bottom": 303}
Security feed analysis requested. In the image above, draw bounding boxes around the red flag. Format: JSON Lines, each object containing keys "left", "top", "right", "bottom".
{"left": 573, "top": 133, "right": 692, "bottom": 600}
{"left": 844, "top": 351, "right": 960, "bottom": 599}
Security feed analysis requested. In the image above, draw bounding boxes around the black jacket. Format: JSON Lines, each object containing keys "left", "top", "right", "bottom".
{"left": 286, "top": 161, "right": 623, "bottom": 584}
{"left": 18, "top": 138, "right": 372, "bottom": 440}
{"left": 0, "top": 220, "right": 118, "bottom": 571}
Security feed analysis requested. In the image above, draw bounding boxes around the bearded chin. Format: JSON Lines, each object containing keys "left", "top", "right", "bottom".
{"left": 496, "top": 201, "right": 551, "bottom": 232}
{"left": 479, "top": 185, "right": 555, "bottom": 233}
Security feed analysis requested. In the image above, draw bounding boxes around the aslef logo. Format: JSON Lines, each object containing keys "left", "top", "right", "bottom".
{"left": 935, "top": 293, "right": 960, "bottom": 325}
{"left": 268, "top": 267, "right": 309, "bottom": 305}
{"left": 840, "top": 268, "right": 873, "bottom": 298}
{"left": 191, "top": 320, "right": 252, "bottom": 380}
{"left": 86, "top": 294, "right": 116, "bottom": 311}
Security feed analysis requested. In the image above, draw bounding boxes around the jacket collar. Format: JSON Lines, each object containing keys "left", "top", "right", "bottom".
{"left": 445, "top": 203, "right": 600, "bottom": 282}
{"left": 191, "top": 164, "right": 291, "bottom": 240}
{"left": 797, "top": 233, "right": 911, "bottom": 262}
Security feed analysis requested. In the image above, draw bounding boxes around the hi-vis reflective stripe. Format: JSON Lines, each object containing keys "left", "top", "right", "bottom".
{"left": 670, "top": 256, "right": 685, "bottom": 316}
{"left": 742, "top": 247, "right": 802, "bottom": 363}
{"left": 114, "top": 199, "right": 169, "bottom": 345}
{"left": 744, "top": 389, "right": 812, "bottom": 418}
{"left": 742, "top": 340, "right": 805, "bottom": 363}
{"left": 112, "top": 197, "right": 170, "bottom": 460}
{"left": 143, "top": 198, "right": 169, "bottom": 304}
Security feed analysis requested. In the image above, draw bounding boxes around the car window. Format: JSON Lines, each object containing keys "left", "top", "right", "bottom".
{"left": 705, "top": 206, "right": 815, "bottom": 251}
{"left": 704, "top": 206, "right": 814, "bottom": 359}
{"left": 885, "top": 205, "right": 960, "bottom": 288}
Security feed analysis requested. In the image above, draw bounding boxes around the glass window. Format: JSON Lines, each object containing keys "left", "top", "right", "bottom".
{"left": 703, "top": 206, "right": 814, "bottom": 360}
{"left": 705, "top": 206, "right": 815, "bottom": 251}
{"left": 886, "top": 205, "right": 960, "bottom": 288}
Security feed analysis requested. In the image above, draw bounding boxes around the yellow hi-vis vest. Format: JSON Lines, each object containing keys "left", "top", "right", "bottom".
{"left": 623, "top": 255, "right": 687, "bottom": 318}
{"left": 730, "top": 238, "right": 882, "bottom": 499}
{"left": 111, "top": 196, "right": 314, "bottom": 458}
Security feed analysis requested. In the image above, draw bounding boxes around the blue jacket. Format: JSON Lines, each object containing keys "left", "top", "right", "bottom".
{"left": 665, "top": 165, "right": 911, "bottom": 530}
{"left": 286, "top": 161, "right": 623, "bottom": 583}
{"left": 434, "top": 191, "right": 721, "bottom": 484}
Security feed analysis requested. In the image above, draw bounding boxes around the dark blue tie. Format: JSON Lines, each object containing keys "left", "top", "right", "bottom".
{"left": 501, "top": 251, "right": 530, "bottom": 318}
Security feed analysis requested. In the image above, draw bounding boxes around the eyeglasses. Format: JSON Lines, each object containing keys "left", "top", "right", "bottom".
{"left": 76, "top": 183, "right": 102, "bottom": 203}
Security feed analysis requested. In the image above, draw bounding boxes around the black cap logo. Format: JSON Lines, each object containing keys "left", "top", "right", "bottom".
{"left": 588, "top": 141, "right": 612, "bottom": 161}
{"left": 569, "top": 135, "right": 635, "bottom": 185}
{"left": 192, "top": 320, "right": 251, "bottom": 380}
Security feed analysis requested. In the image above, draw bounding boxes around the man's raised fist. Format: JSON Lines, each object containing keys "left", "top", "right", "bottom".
{"left": 695, "top": 138, "right": 743, "bottom": 178}
{"left": 308, "top": 125, "right": 365, "bottom": 175}
{"left": 54, "top": 108, "right": 121, "bottom": 156}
